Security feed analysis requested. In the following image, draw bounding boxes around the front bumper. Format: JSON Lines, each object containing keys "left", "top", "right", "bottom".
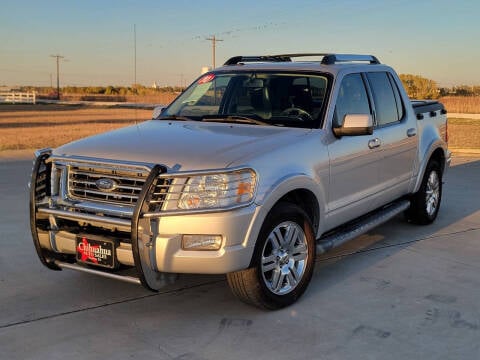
{"left": 36, "top": 205, "right": 258, "bottom": 273}
{"left": 30, "top": 152, "right": 259, "bottom": 291}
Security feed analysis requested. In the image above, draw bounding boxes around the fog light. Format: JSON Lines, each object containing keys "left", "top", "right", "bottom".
{"left": 182, "top": 235, "right": 222, "bottom": 251}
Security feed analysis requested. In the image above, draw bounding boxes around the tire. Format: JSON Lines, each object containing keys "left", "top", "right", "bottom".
{"left": 227, "top": 202, "right": 316, "bottom": 309}
{"left": 405, "top": 160, "right": 442, "bottom": 225}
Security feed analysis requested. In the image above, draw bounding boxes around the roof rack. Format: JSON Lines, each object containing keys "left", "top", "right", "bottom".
{"left": 223, "top": 53, "right": 380, "bottom": 66}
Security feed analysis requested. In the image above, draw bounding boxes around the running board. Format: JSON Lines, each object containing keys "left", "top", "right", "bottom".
{"left": 54, "top": 261, "right": 142, "bottom": 286}
{"left": 317, "top": 199, "right": 410, "bottom": 254}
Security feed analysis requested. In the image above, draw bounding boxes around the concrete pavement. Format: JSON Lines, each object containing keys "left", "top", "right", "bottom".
{"left": 0, "top": 156, "right": 479, "bottom": 359}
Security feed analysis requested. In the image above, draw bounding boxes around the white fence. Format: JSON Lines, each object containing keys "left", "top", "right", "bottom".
{"left": 0, "top": 92, "right": 36, "bottom": 104}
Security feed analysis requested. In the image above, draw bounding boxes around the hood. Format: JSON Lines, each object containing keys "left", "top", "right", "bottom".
{"left": 53, "top": 120, "right": 310, "bottom": 171}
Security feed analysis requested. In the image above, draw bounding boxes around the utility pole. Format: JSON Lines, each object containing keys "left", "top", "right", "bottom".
{"left": 133, "top": 24, "right": 137, "bottom": 93}
{"left": 50, "top": 54, "right": 65, "bottom": 100}
{"left": 205, "top": 35, "right": 223, "bottom": 69}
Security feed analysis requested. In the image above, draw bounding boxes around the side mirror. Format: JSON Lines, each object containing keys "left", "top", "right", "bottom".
{"left": 152, "top": 106, "right": 166, "bottom": 119}
{"left": 333, "top": 114, "right": 373, "bottom": 137}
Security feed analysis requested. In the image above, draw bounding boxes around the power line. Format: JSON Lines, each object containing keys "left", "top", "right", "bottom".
{"left": 205, "top": 35, "right": 223, "bottom": 69}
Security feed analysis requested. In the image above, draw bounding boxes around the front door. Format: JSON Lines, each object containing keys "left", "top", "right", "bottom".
{"left": 326, "top": 73, "right": 382, "bottom": 229}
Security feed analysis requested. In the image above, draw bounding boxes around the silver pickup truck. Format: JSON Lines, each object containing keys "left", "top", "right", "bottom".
{"left": 30, "top": 53, "right": 450, "bottom": 309}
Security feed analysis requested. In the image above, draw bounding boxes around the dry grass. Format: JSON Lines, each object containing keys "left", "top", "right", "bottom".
{"left": 447, "top": 118, "right": 480, "bottom": 149}
{"left": 440, "top": 96, "right": 480, "bottom": 114}
{"left": 0, "top": 104, "right": 151, "bottom": 150}
{"left": 0, "top": 104, "right": 479, "bottom": 152}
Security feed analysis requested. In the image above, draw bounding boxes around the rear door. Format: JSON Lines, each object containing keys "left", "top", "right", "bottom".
{"left": 365, "top": 72, "right": 417, "bottom": 203}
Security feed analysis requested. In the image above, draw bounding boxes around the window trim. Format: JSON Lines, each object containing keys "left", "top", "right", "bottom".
{"left": 387, "top": 72, "right": 406, "bottom": 122}
{"left": 362, "top": 72, "right": 378, "bottom": 127}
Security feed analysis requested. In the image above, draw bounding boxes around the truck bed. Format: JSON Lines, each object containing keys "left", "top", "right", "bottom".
{"left": 411, "top": 100, "right": 446, "bottom": 115}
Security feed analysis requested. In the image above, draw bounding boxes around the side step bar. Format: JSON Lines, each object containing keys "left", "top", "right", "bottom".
{"left": 54, "top": 261, "right": 142, "bottom": 286}
{"left": 317, "top": 199, "right": 410, "bottom": 254}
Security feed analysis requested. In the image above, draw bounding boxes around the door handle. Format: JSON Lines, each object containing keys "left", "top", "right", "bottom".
{"left": 407, "top": 128, "right": 417, "bottom": 137}
{"left": 368, "top": 138, "right": 381, "bottom": 149}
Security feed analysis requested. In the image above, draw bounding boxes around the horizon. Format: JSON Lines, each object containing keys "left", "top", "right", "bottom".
{"left": 1, "top": 0, "right": 479, "bottom": 88}
{"left": 3, "top": 81, "right": 480, "bottom": 92}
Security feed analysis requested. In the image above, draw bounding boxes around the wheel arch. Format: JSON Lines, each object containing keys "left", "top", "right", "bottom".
{"left": 276, "top": 189, "right": 320, "bottom": 235}
{"left": 413, "top": 145, "right": 446, "bottom": 194}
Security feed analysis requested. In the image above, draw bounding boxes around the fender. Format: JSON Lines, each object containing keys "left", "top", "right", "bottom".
{"left": 412, "top": 121, "right": 449, "bottom": 193}
{"left": 248, "top": 172, "right": 326, "bottom": 244}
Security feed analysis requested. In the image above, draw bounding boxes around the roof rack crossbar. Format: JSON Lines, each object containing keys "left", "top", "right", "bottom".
{"left": 223, "top": 53, "right": 380, "bottom": 66}
{"left": 224, "top": 55, "right": 292, "bottom": 65}
{"left": 321, "top": 54, "right": 380, "bottom": 65}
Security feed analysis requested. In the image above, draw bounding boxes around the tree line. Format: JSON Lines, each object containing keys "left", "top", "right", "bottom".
{"left": 399, "top": 74, "right": 480, "bottom": 99}
{"left": 16, "top": 77, "right": 480, "bottom": 100}
{"left": 18, "top": 85, "right": 184, "bottom": 97}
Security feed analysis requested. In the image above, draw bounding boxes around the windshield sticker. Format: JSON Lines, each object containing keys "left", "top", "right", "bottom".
{"left": 198, "top": 73, "right": 215, "bottom": 84}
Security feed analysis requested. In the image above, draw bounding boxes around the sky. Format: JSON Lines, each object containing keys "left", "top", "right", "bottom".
{"left": 1, "top": 0, "right": 479, "bottom": 88}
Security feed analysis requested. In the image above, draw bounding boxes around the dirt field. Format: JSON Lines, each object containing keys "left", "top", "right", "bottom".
{"left": 0, "top": 104, "right": 479, "bottom": 151}
{"left": 0, "top": 104, "right": 152, "bottom": 150}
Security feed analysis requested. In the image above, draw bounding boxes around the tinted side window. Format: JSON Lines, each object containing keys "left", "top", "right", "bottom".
{"left": 388, "top": 73, "right": 405, "bottom": 120}
{"left": 366, "top": 72, "right": 400, "bottom": 126}
{"left": 334, "top": 73, "right": 371, "bottom": 127}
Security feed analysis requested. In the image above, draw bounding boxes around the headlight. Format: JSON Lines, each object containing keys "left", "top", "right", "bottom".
{"left": 178, "top": 169, "right": 256, "bottom": 210}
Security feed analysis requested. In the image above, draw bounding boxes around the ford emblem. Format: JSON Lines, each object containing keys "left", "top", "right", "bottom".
{"left": 95, "top": 178, "right": 117, "bottom": 192}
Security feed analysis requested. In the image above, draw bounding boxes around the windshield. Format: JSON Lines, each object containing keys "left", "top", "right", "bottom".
{"left": 159, "top": 72, "right": 330, "bottom": 128}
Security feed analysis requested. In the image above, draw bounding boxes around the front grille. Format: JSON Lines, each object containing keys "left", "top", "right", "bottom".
{"left": 66, "top": 162, "right": 173, "bottom": 209}
{"left": 67, "top": 163, "right": 149, "bottom": 207}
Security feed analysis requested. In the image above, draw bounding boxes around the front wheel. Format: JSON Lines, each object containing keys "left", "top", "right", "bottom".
{"left": 405, "top": 160, "right": 442, "bottom": 225}
{"left": 227, "top": 203, "right": 316, "bottom": 309}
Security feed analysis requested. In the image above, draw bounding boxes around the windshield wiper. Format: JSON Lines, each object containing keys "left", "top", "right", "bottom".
{"left": 156, "top": 115, "right": 193, "bottom": 121}
{"left": 201, "top": 115, "right": 269, "bottom": 126}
